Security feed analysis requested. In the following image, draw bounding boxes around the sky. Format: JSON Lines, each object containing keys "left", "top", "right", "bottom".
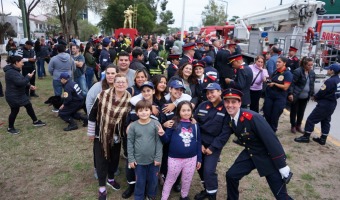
{"left": 1, "top": 0, "right": 297, "bottom": 28}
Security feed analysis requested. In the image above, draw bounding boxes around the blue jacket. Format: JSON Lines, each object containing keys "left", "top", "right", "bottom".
{"left": 267, "top": 54, "right": 278, "bottom": 76}
{"left": 160, "top": 121, "right": 202, "bottom": 162}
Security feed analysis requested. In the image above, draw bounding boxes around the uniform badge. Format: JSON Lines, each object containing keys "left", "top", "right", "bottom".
{"left": 239, "top": 66, "right": 244, "bottom": 69}
{"left": 217, "top": 106, "right": 223, "bottom": 111}
{"left": 63, "top": 92, "right": 68, "bottom": 98}
{"left": 206, "top": 104, "right": 211, "bottom": 110}
{"left": 320, "top": 84, "right": 326, "bottom": 90}
{"left": 278, "top": 75, "right": 284, "bottom": 81}
{"left": 204, "top": 78, "right": 207, "bottom": 83}
{"left": 240, "top": 116, "right": 244, "bottom": 122}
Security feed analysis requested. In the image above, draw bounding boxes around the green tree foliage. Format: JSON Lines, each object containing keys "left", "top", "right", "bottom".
{"left": 99, "top": 1, "right": 156, "bottom": 34}
{"left": 153, "top": 0, "right": 174, "bottom": 35}
{"left": 78, "top": 20, "right": 99, "bottom": 41}
{"left": 201, "top": 0, "right": 227, "bottom": 26}
{"left": 229, "top": 15, "right": 240, "bottom": 22}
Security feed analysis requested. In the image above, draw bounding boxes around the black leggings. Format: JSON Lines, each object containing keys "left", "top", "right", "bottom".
{"left": 9, "top": 103, "right": 37, "bottom": 128}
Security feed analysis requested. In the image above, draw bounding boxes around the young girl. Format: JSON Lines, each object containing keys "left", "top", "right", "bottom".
{"left": 159, "top": 101, "right": 202, "bottom": 200}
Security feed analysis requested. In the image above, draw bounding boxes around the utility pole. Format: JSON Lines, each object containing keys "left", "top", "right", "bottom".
{"left": 280, "top": 0, "right": 283, "bottom": 5}
{"left": 218, "top": 0, "right": 228, "bottom": 22}
{"left": 19, "top": 0, "right": 28, "bottom": 39}
{"left": 180, "top": 0, "right": 185, "bottom": 42}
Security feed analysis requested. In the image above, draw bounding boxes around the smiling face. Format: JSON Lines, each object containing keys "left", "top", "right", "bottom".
{"left": 169, "top": 87, "right": 184, "bottom": 100}
{"left": 135, "top": 71, "right": 147, "bottom": 87}
{"left": 105, "top": 68, "right": 117, "bottom": 85}
{"left": 182, "top": 64, "right": 193, "bottom": 79}
{"left": 118, "top": 56, "right": 130, "bottom": 71}
{"left": 223, "top": 98, "right": 241, "bottom": 117}
{"left": 157, "top": 77, "right": 167, "bottom": 93}
{"left": 179, "top": 103, "right": 192, "bottom": 120}
{"left": 114, "top": 77, "right": 128, "bottom": 92}
{"left": 194, "top": 66, "right": 204, "bottom": 78}
{"left": 141, "top": 86, "right": 155, "bottom": 101}
{"left": 137, "top": 107, "right": 152, "bottom": 120}
{"left": 206, "top": 89, "right": 222, "bottom": 104}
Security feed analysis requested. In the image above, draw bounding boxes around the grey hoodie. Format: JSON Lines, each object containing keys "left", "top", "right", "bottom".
{"left": 48, "top": 52, "right": 75, "bottom": 80}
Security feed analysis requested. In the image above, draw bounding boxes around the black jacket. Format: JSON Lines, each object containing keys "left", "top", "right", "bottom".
{"left": 129, "top": 58, "right": 146, "bottom": 71}
{"left": 289, "top": 67, "right": 315, "bottom": 101}
{"left": 3, "top": 64, "right": 31, "bottom": 107}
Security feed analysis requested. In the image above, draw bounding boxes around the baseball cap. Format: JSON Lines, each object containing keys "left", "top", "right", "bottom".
{"left": 325, "top": 64, "right": 340, "bottom": 73}
{"left": 204, "top": 83, "right": 221, "bottom": 91}
{"left": 102, "top": 37, "right": 111, "bottom": 45}
{"left": 201, "top": 56, "right": 213, "bottom": 65}
{"left": 140, "top": 81, "right": 154, "bottom": 89}
{"left": 59, "top": 72, "right": 70, "bottom": 80}
{"left": 169, "top": 80, "right": 186, "bottom": 90}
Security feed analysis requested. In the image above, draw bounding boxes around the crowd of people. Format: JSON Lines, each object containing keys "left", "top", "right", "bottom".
{"left": 1, "top": 31, "right": 340, "bottom": 200}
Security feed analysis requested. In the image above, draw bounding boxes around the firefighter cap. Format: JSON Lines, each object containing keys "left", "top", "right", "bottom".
{"left": 182, "top": 42, "right": 195, "bottom": 51}
{"left": 222, "top": 88, "right": 243, "bottom": 100}
{"left": 228, "top": 54, "right": 243, "bottom": 63}
{"left": 289, "top": 46, "right": 298, "bottom": 52}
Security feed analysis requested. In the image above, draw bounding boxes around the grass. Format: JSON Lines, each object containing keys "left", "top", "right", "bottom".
{"left": 1, "top": 62, "right": 340, "bottom": 199}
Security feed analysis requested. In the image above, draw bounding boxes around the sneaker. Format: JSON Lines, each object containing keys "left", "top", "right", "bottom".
{"left": 312, "top": 137, "right": 326, "bottom": 145}
{"left": 7, "top": 128, "right": 20, "bottom": 135}
{"left": 107, "top": 180, "right": 121, "bottom": 191}
{"left": 33, "top": 120, "right": 46, "bottom": 127}
{"left": 98, "top": 190, "right": 107, "bottom": 200}
{"left": 52, "top": 109, "right": 59, "bottom": 113}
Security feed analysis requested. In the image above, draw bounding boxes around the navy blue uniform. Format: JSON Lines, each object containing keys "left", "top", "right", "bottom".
{"left": 229, "top": 65, "right": 253, "bottom": 107}
{"left": 127, "top": 85, "right": 142, "bottom": 97}
{"left": 167, "top": 63, "right": 178, "bottom": 80}
{"left": 204, "top": 66, "right": 219, "bottom": 83}
{"left": 225, "top": 109, "right": 292, "bottom": 200}
{"left": 196, "top": 76, "right": 214, "bottom": 103}
{"left": 179, "top": 55, "right": 192, "bottom": 67}
{"left": 263, "top": 69, "right": 293, "bottom": 132}
{"left": 194, "top": 101, "right": 229, "bottom": 194}
{"left": 99, "top": 48, "right": 111, "bottom": 72}
{"left": 59, "top": 80, "right": 84, "bottom": 122}
{"left": 305, "top": 75, "right": 340, "bottom": 135}
{"left": 286, "top": 56, "right": 299, "bottom": 72}
{"left": 214, "top": 49, "right": 233, "bottom": 89}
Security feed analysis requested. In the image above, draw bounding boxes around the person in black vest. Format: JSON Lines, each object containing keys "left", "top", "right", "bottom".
{"left": 294, "top": 64, "right": 340, "bottom": 145}
{"left": 223, "top": 88, "right": 293, "bottom": 200}
{"left": 58, "top": 72, "right": 87, "bottom": 131}
{"left": 224, "top": 54, "right": 253, "bottom": 108}
{"left": 21, "top": 40, "right": 38, "bottom": 97}
{"left": 286, "top": 46, "right": 300, "bottom": 72}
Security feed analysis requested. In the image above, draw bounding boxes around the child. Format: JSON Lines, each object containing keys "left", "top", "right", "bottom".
{"left": 160, "top": 101, "right": 202, "bottom": 200}
{"left": 127, "top": 99, "right": 163, "bottom": 200}
{"left": 167, "top": 54, "right": 180, "bottom": 80}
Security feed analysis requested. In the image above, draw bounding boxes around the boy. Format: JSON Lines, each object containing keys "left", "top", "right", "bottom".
{"left": 59, "top": 72, "right": 87, "bottom": 131}
{"left": 127, "top": 99, "right": 163, "bottom": 200}
{"left": 167, "top": 54, "right": 180, "bottom": 79}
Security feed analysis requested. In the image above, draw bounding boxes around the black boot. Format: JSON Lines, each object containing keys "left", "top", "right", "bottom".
{"left": 179, "top": 196, "right": 190, "bottom": 200}
{"left": 80, "top": 114, "right": 88, "bottom": 127}
{"left": 63, "top": 119, "right": 78, "bottom": 131}
{"left": 294, "top": 132, "right": 311, "bottom": 143}
{"left": 194, "top": 190, "right": 208, "bottom": 200}
{"left": 173, "top": 182, "right": 181, "bottom": 193}
{"left": 207, "top": 193, "right": 216, "bottom": 200}
{"left": 313, "top": 135, "right": 327, "bottom": 145}
{"left": 0, "top": 81, "right": 4, "bottom": 97}
{"left": 122, "top": 184, "right": 135, "bottom": 199}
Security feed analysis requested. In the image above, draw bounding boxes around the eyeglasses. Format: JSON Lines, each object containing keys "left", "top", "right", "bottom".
{"left": 115, "top": 81, "right": 127, "bottom": 85}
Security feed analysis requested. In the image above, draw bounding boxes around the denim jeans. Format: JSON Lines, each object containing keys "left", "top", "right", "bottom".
{"left": 36, "top": 58, "right": 46, "bottom": 78}
{"left": 85, "top": 67, "right": 95, "bottom": 89}
{"left": 134, "top": 163, "right": 159, "bottom": 200}
{"left": 74, "top": 75, "right": 88, "bottom": 96}
{"left": 53, "top": 79, "right": 63, "bottom": 96}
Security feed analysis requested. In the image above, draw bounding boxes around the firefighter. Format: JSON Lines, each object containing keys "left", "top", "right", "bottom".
{"left": 179, "top": 42, "right": 195, "bottom": 66}
{"left": 294, "top": 63, "right": 340, "bottom": 145}
{"left": 286, "top": 46, "right": 300, "bottom": 72}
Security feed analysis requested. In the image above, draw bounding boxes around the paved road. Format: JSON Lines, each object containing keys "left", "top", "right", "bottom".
{"left": 303, "top": 69, "right": 340, "bottom": 141}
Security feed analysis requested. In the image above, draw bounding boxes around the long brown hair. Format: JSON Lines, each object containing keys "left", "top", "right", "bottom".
{"left": 177, "top": 62, "right": 197, "bottom": 84}
{"left": 101, "top": 64, "right": 119, "bottom": 90}
{"left": 299, "top": 57, "right": 314, "bottom": 69}
{"left": 172, "top": 101, "right": 193, "bottom": 129}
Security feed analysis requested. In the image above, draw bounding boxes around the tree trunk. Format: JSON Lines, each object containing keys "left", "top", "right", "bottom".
{"left": 73, "top": 19, "right": 79, "bottom": 37}
{"left": 26, "top": 12, "right": 31, "bottom": 40}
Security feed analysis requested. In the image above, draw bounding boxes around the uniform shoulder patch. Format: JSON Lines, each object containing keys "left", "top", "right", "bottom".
{"left": 242, "top": 111, "right": 253, "bottom": 120}
{"left": 293, "top": 57, "right": 298, "bottom": 61}
{"left": 63, "top": 92, "right": 69, "bottom": 98}
{"left": 320, "top": 84, "right": 326, "bottom": 90}
{"left": 239, "top": 66, "right": 244, "bottom": 69}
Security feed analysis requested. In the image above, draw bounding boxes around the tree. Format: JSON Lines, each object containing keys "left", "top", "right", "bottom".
{"left": 153, "top": 0, "right": 174, "bottom": 34}
{"left": 78, "top": 19, "right": 99, "bottom": 41}
{"left": 201, "top": 0, "right": 227, "bottom": 26}
{"left": 15, "top": 0, "right": 41, "bottom": 40}
{"left": 229, "top": 16, "right": 240, "bottom": 22}
{"left": 0, "top": 22, "right": 17, "bottom": 44}
{"left": 98, "top": 1, "right": 156, "bottom": 34}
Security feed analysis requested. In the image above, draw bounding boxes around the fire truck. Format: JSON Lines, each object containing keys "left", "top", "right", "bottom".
{"left": 227, "top": 0, "right": 339, "bottom": 66}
